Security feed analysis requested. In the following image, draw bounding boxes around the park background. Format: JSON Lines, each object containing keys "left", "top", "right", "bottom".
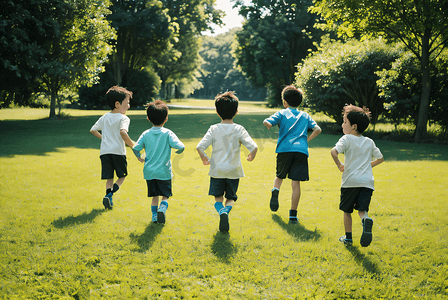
{"left": 1, "top": 0, "right": 448, "bottom": 298}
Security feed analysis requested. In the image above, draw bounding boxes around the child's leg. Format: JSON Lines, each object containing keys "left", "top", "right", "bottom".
{"left": 157, "top": 196, "right": 169, "bottom": 224}
{"left": 273, "top": 177, "right": 283, "bottom": 190}
{"left": 270, "top": 177, "right": 283, "bottom": 212}
{"left": 288, "top": 181, "right": 301, "bottom": 223}
{"left": 223, "top": 199, "right": 235, "bottom": 213}
{"left": 214, "top": 196, "right": 224, "bottom": 214}
{"left": 359, "top": 210, "right": 373, "bottom": 247}
{"left": 151, "top": 196, "right": 159, "bottom": 223}
{"left": 344, "top": 212, "right": 353, "bottom": 233}
{"left": 290, "top": 180, "right": 301, "bottom": 210}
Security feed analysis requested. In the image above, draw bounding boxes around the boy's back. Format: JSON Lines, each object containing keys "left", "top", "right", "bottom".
{"left": 133, "top": 126, "right": 184, "bottom": 180}
{"left": 333, "top": 134, "right": 382, "bottom": 190}
{"left": 91, "top": 112, "right": 130, "bottom": 155}
{"left": 197, "top": 123, "right": 257, "bottom": 179}
{"left": 265, "top": 108, "right": 317, "bottom": 155}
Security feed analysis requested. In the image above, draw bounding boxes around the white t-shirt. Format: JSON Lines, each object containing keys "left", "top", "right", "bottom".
{"left": 197, "top": 123, "right": 257, "bottom": 179}
{"left": 332, "top": 134, "right": 383, "bottom": 190}
{"left": 90, "top": 112, "right": 130, "bottom": 156}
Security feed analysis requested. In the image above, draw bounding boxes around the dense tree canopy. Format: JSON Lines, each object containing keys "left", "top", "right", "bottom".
{"left": 192, "top": 29, "right": 266, "bottom": 101}
{"left": 234, "top": 0, "right": 322, "bottom": 106}
{"left": 0, "top": 0, "right": 115, "bottom": 117}
{"left": 311, "top": 0, "right": 448, "bottom": 141}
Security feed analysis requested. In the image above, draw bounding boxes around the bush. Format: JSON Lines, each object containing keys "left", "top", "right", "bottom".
{"left": 295, "top": 38, "right": 402, "bottom": 124}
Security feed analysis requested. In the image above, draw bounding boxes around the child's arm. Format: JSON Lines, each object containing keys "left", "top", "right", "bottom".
{"left": 247, "top": 147, "right": 258, "bottom": 161}
{"left": 120, "top": 129, "right": 135, "bottom": 148}
{"left": 132, "top": 148, "right": 145, "bottom": 163}
{"left": 196, "top": 148, "right": 210, "bottom": 165}
{"left": 90, "top": 130, "right": 102, "bottom": 139}
{"left": 331, "top": 148, "right": 344, "bottom": 172}
{"left": 263, "top": 119, "right": 273, "bottom": 129}
{"left": 308, "top": 125, "right": 322, "bottom": 142}
{"left": 371, "top": 157, "right": 384, "bottom": 168}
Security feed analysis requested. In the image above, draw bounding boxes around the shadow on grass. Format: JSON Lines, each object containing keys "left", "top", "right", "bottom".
{"left": 52, "top": 208, "right": 104, "bottom": 228}
{"left": 345, "top": 245, "right": 381, "bottom": 275}
{"left": 211, "top": 232, "right": 238, "bottom": 264}
{"left": 130, "top": 223, "right": 164, "bottom": 253}
{"left": 272, "top": 214, "right": 321, "bottom": 242}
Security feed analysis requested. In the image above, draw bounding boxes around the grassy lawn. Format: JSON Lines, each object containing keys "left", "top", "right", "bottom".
{"left": 0, "top": 107, "right": 447, "bottom": 299}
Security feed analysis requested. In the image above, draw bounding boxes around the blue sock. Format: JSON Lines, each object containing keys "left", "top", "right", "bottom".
{"left": 224, "top": 206, "right": 233, "bottom": 214}
{"left": 151, "top": 205, "right": 158, "bottom": 215}
{"left": 214, "top": 202, "right": 224, "bottom": 213}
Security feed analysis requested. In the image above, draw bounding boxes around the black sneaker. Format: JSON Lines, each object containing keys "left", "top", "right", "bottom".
{"left": 219, "top": 212, "right": 229, "bottom": 232}
{"left": 102, "top": 193, "right": 113, "bottom": 210}
{"left": 270, "top": 189, "right": 279, "bottom": 212}
{"left": 289, "top": 217, "right": 298, "bottom": 224}
{"left": 360, "top": 218, "right": 373, "bottom": 247}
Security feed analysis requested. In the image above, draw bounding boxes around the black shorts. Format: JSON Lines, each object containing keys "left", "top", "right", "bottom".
{"left": 100, "top": 154, "right": 128, "bottom": 179}
{"left": 276, "top": 152, "right": 309, "bottom": 181}
{"left": 339, "top": 187, "right": 373, "bottom": 213}
{"left": 146, "top": 179, "right": 172, "bottom": 198}
{"left": 209, "top": 177, "right": 239, "bottom": 201}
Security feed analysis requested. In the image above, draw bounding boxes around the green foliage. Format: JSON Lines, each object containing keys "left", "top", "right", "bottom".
{"left": 378, "top": 50, "right": 448, "bottom": 137}
{"left": 154, "top": 0, "right": 222, "bottom": 100}
{"left": 192, "top": 29, "right": 267, "bottom": 101}
{"left": 78, "top": 64, "right": 161, "bottom": 109}
{"left": 107, "top": 0, "right": 172, "bottom": 86}
{"left": 311, "top": 0, "right": 448, "bottom": 141}
{"left": 296, "top": 38, "right": 401, "bottom": 124}
{"left": 234, "top": 0, "right": 322, "bottom": 107}
{"left": 1, "top": 108, "right": 448, "bottom": 298}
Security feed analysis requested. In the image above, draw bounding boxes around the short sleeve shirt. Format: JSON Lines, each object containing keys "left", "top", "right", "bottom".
{"left": 333, "top": 134, "right": 383, "bottom": 190}
{"left": 264, "top": 108, "right": 318, "bottom": 155}
{"left": 196, "top": 123, "right": 257, "bottom": 179}
{"left": 90, "top": 112, "right": 130, "bottom": 156}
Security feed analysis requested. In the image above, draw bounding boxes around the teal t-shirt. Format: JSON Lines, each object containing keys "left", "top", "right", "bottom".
{"left": 133, "top": 127, "right": 185, "bottom": 180}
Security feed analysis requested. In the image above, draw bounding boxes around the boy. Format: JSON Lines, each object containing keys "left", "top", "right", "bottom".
{"left": 132, "top": 100, "right": 185, "bottom": 224}
{"left": 263, "top": 85, "right": 321, "bottom": 223}
{"left": 90, "top": 86, "right": 134, "bottom": 210}
{"left": 197, "top": 91, "right": 258, "bottom": 233}
{"left": 331, "top": 104, "right": 384, "bottom": 247}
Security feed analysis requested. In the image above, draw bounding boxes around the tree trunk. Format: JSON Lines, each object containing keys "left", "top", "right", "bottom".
{"left": 49, "top": 90, "right": 57, "bottom": 119}
{"left": 415, "top": 29, "right": 431, "bottom": 142}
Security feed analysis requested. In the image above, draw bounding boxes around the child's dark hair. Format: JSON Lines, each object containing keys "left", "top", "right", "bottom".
{"left": 146, "top": 100, "right": 168, "bottom": 125}
{"left": 106, "top": 86, "right": 132, "bottom": 109}
{"left": 215, "top": 91, "right": 238, "bottom": 120}
{"left": 343, "top": 104, "right": 371, "bottom": 133}
{"left": 281, "top": 85, "right": 303, "bottom": 107}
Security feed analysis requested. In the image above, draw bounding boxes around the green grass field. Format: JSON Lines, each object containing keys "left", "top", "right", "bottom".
{"left": 1, "top": 107, "right": 447, "bottom": 299}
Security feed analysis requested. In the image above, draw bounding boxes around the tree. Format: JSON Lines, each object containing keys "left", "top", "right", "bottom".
{"left": 155, "top": 0, "right": 223, "bottom": 100}
{"left": 296, "top": 38, "right": 401, "bottom": 124}
{"left": 107, "top": 0, "right": 172, "bottom": 87}
{"left": 192, "top": 29, "right": 266, "bottom": 100}
{"left": 234, "top": 0, "right": 322, "bottom": 106}
{"left": 39, "top": 0, "right": 115, "bottom": 118}
{"left": 311, "top": 0, "right": 448, "bottom": 141}
{"left": 0, "top": 0, "right": 59, "bottom": 108}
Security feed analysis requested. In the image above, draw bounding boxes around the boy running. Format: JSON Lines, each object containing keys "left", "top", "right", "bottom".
{"left": 90, "top": 86, "right": 134, "bottom": 210}
{"left": 263, "top": 85, "right": 321, "bottom": 223}
{"left": 331, "top": 104, "right": 384, "bottom": 247}
{"left": 132, "top": 100, "right": 185, "bottom": 224}
{"left": 197, "top": 91, "right": 258, "bottom": 233}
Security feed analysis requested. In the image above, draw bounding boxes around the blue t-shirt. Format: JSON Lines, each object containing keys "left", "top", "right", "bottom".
{"left": 265, "top": 108, "right": 317, "bottom": 155}
{"left": 133, "top": 127, "right": 185, "bottom": 180}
